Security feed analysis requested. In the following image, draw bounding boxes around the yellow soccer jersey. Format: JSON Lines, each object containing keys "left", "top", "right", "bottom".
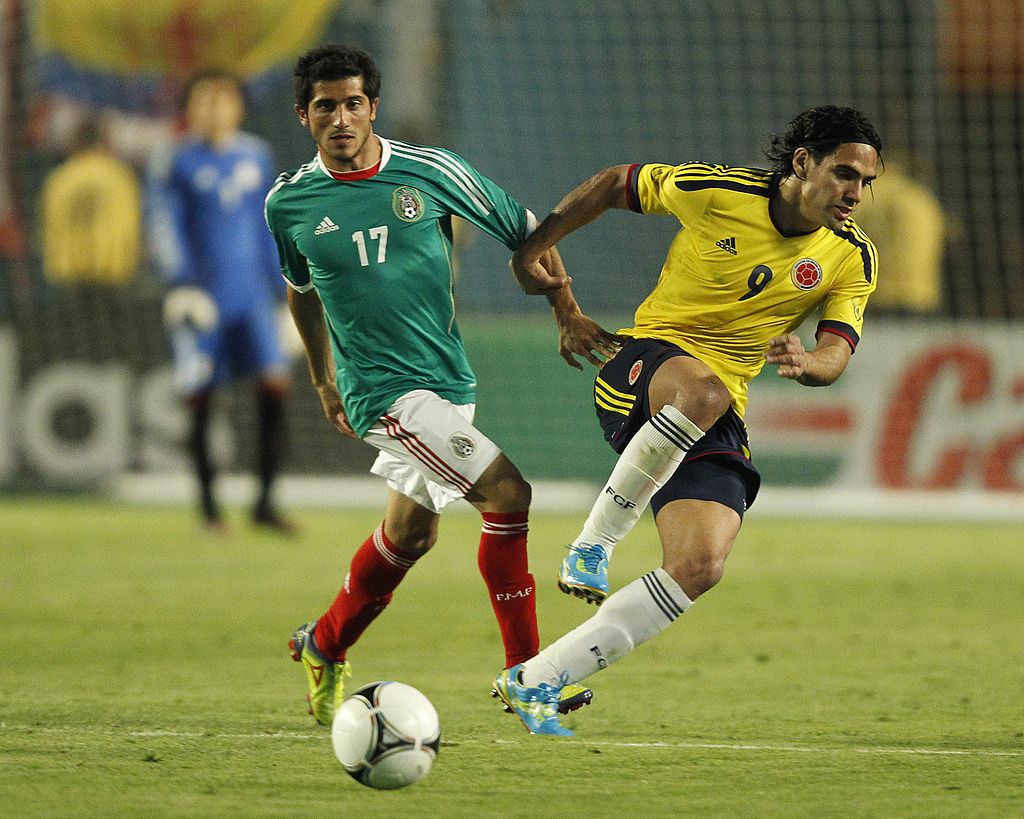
{"left": 623, "top": 161, "right": 878, "bottom": 417}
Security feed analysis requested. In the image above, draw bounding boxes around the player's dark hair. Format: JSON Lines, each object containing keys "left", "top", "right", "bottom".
{"left": 765, "top": 106, "right": 882, "bottom": 177}
{"left": 293, "top": 44, "right": 381, "bottom": 110}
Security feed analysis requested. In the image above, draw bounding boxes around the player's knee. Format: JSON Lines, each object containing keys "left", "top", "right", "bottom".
{"left": 257, "top": 374, "right": 291, "bottom": 399}
{"left": 494, "top": 472, "right": 532, "bottom": 512}
{"left": 663, "top": 549, "right": 727, "bottom": 599}
{"left": 686, "top": 376, "right": 731, "bottom": 431}
{"left": 388, "top": 517, "right": 439, "bottom": 557}
{"left": 186, "top": 389, "right": 214, "bottom": 412}
{"left": 651, "top": 359, "right": 731, "bottom": 430}
{"left": 657, "top": 374, "right": 730, "bottom": 432}
{"left": 469, "top": 457, "right": 532, "bottom": 512}
{"left": 392, "top": 526, "right": 437, "bottom": 558}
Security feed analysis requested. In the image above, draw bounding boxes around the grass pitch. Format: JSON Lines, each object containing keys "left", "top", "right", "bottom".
{"left": 2, "top": 497, "right": 1022, "bottom": 817}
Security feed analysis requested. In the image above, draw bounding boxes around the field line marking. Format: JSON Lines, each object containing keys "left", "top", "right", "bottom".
{"left": 573, "top": 740, "right": 1022, "bottom": 757}
{"left": 3, "top": 724, "right": 1020, "bottom": 757}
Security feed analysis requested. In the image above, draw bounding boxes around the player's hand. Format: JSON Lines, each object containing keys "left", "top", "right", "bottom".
{"left": 556, "top": 313, "right": 624, "bottom": 370}
{"left": 163, "top": 286, "right": 218, "bottom": 331}
{"left": 764, "top": 334, "right": 809, "bottom": 380}
{"left": 510, "top": 250, "right": 570, "bottom": 295}
{"left": 317, "top": 382, "right": 358, "bottom": 439}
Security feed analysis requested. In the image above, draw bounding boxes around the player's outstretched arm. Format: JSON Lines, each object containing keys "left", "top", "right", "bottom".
{"left": 542, "top": 246, "right": 623, "bottom": 370}
{"left": 764, "top": 332, "right": 853, "bottom": 386}
{"left": 510, "top": 165, "right": 633, "bottom": 295}
{"left": 287, "top": 287, "right": 356, "bottom": 438}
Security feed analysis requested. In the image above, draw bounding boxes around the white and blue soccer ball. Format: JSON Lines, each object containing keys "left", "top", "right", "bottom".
{"left": 331, "top": 681, "right": 441, "bottom": 790}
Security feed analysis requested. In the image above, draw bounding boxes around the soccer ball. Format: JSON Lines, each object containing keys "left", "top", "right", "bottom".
{"left": 331, "top": 681, "right": 441, "bottom": 790}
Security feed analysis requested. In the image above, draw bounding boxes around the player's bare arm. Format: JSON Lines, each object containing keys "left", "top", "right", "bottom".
{"left": 764, "top": 331, "right": 853, "bottom": 386}
{"left": 287, "top": 287, "right": 356, "bottom": 438}
{"left": 510, "top": 164, "right": 632, "bottom": 294}
{"left": 541, "top": 245, "right": 623, "bottom": 369}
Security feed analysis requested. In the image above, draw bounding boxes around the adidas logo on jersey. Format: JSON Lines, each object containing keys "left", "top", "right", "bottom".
{"left": 314, "top": 216, "right": 340, "bottom": 235}
{"left": 715, "top": 236, "right": 737, "bottom": 255}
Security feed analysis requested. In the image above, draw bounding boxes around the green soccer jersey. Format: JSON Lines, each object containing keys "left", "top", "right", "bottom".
{"left": 265, "top": 137, "right": 534, "bottom": 437}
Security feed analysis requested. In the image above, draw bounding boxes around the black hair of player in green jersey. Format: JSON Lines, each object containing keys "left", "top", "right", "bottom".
{"left": 765, "top": 106, "right": 883, "bottom": 178}
{"left": 293, "top": 44, "right": 382, "bottom": 110}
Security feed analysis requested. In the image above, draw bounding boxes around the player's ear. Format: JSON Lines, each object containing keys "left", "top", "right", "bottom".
{"left": 369, "top": 98, "right": 379, "bottom": 121}
{"left": 295, "top": 104, "right": 309, "bottom": 127}
{"left": 791, "top": 147, "right": 810, "bottom": 181}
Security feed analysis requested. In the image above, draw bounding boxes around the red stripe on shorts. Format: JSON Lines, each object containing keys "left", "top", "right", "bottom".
{"left": 380, "top": 414, "right": 474, "bottom": 494}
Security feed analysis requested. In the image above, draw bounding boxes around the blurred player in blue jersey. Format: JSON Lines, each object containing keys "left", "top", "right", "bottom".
{"left": 494, "top": 106, "right": 882, "bottom": 734}
{"left": 267, "top": 45, "right": 619, "bottom": 732}
{"left": 149, "top": 71, "right": 295, "bottom": 535}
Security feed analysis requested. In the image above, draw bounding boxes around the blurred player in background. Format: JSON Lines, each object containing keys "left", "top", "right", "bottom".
{"left": 266, "top": 44, "right": 619, "bottom": 730}
{"left": 148, "top": 71, "right": 295, "bottom": 535}
{"left": 41, "top": 115, "right": 141, "bottom": 289}
{"left": 39, "top": 115, "right": 142, "bottom": 357}
{"left": 494, "top": 106, "right": 882, "bottom": 734}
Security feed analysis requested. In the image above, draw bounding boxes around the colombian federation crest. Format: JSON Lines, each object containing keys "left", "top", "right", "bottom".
{"left": 448, "top": 432, "right": 476, "bottom": 460}
{"left": 628, "top": 359, "right": 643, "bottom": 385}
{"left": 791, "top": 258, "right": 823, "bottom": 290}
{"left": 392, "top": 186, "right": 425, "bottom": 222}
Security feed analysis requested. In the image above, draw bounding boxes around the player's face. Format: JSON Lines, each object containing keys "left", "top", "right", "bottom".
{"left": 187, "top": 78, "right": 244, "bottom": 144}
{"left": 297, "top": 76, "right": 379, "bottom": 172}
{"left": 796, "top": 142, "right": 879, "bottom": 231}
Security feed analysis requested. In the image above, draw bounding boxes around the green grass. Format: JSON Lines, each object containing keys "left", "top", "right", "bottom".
{"left": 2, "top": 498, "right": 1023, "bottom": 817}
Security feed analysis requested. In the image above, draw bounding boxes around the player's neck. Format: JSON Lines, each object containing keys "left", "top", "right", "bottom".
{"left": 770, "top": 176, "right": 819, "bottom": 236}
{"left": 323, "top": 134, "right": 383, "bottom": 174}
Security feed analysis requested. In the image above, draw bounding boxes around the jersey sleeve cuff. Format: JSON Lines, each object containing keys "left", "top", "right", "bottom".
{"left": 283, "top": 275, "right": 316, "bottom": 293}
{"left": 816, "top": 320, "right": 860, "bottom": 351}
{"left": 625, "top": 163, "right": 643, "bottom": 213}
{"left": 524, "top": 208, "right": 538, "bottom": 236}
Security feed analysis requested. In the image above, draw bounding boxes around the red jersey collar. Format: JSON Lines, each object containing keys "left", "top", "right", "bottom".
{"left": 318, "top": 136, "right": 390, "bottom": 181}
{"left": 324, "top": 158, "right": 381, "bottom": 181}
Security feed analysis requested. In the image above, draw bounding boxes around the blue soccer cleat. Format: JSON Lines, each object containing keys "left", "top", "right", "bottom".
{"left": 491, "top": 665, "right": 573, "bottom": 736}
{"left": 557, "top": 542, "right": 610, "bottom": 605}
{"left": 495, "top": 678, "right": 593, "bottom": 715}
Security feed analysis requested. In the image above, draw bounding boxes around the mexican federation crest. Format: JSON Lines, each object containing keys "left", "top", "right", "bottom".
{"left": 448, "top": 432, "right": 477, "bottom": 460}
{"left": 392, "top": 186, "right": 425, "bottom": 222}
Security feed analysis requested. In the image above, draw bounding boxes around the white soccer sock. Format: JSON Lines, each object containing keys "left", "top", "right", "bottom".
{"left": 574, "top": 405, "right": 703, "bottom": 560}
{"left": 520, "top": 567, "right": 693, "bottom": 688}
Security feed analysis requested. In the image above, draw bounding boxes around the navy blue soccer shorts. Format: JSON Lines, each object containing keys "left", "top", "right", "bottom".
{"left": 593, "top": 337, "right": 761, "bottom": 518}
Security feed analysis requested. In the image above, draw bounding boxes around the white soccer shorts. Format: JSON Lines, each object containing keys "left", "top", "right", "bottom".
{"left": 364, "top": 389, "right": 502, "bottom": 514}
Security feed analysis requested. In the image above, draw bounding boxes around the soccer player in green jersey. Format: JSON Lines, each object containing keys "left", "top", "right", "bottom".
{"left": 493, "top": 106, "right": 882, "bottom": 734}
{"left": 266, "top": 44, "right": 618, "bottom": 732}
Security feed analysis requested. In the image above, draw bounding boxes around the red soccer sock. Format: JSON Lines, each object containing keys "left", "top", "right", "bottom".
{"left": 478, "top": 511, "right": 538, "bottom": 668}
{"left": 314, "top": 522, "right": 417, "bottom": 661}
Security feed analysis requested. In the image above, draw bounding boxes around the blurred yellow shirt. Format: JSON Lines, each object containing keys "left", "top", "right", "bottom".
{"left": 41, "top": 149, "right": 141, "bottom": 284}
{"left": 853, "top": 162, "right": 944, "bottom": 312}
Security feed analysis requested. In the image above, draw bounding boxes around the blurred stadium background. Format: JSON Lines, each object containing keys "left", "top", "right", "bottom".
{"left": 1, "top": 0, "right": 1023, "bottom": 519}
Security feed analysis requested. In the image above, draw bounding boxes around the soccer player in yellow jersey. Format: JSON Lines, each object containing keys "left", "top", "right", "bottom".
{"left": 491, "top": 106, "right": 881, "bottom": 734}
